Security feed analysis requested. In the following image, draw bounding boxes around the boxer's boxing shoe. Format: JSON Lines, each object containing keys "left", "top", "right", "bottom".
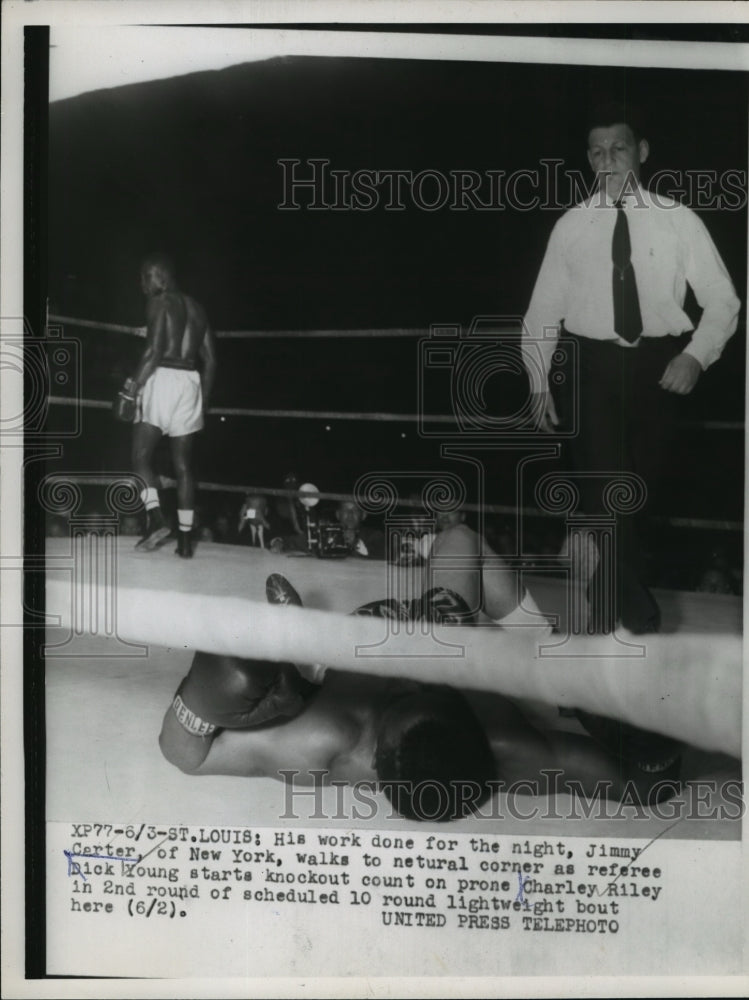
{"left": 176, "top": 531, "right": 193, "bottom": 559}
{"left": 135, "top": 508, "right": 171, "bottom": 552}
{"left": 265, "top": 574, "right": 324, "bottom": 698}
{"left": 266, "top": 573, "right": 303, "bottom": 607}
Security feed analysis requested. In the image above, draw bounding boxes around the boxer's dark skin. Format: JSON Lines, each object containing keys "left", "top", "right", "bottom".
{"left": 131, "top": 256, "right": 218, "bottom": 511}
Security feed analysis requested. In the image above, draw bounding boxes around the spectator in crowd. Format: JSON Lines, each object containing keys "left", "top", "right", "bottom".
{"left": 336, "top": 499, "right": 386, "bottom": 559}
{"left": 276, "top": 472, "right": 307, "bottom": 538}
{"left": 275, "top": 472, "right": 308, "bottom": 548}
{"left": 237, "top": 493, "right": 283, "bottom": 550}
{"left": 696, "top": 568, "right": 735, "bottom": 595}
{"left": 393, "top": 493, "right": 436, "bottom": 566}
{"left": 433, "top": 504, "right": 466, "bottom": 534}
{"left": 695, "top": 542, "right": 740, "bottom": 595}
{"left": 213, "top": 510, "right": 234, "bottom": 544}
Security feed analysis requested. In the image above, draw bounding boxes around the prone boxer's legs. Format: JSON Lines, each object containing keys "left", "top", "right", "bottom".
{"left": 465, "top": 534, "right": 521, "bottom": 623}
{"left": 427, "top": 524, "right": 520, "bottom": 622}
{"left": 426, "top": 523, "right": 482, "bottom": 614}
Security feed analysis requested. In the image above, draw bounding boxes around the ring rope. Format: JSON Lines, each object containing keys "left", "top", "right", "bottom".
{"left": 45, "top": 472, "right": 744, "bottom": 532}
{"left": 48, "top": 394, "right": 459, "bottom": 425}
{"left": 49, "top": 315, "right": 426, "bottom": 340}
{"left": 45, "top": 578, "right": 742, "bottom": 758}
{"left": 46, "top": 394, "right": 748, "bottom": 442}
{"left": 46, "top": 314, "right": 745, "bottom": 431}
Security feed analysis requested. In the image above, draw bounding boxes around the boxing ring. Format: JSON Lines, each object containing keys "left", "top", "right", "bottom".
{"left": 42, "top": 315, "right": 744, "bottom": 836}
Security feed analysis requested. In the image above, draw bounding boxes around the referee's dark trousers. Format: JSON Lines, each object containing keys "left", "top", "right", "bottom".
{"left": 554, "top": 328, "right": 690, "bottom": 634}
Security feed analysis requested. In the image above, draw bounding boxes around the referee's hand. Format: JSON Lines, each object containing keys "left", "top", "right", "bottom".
{"left": 659, "top": 352, "right": 701, "bottom": 395}
{"left": 532, "top": 390, "right": 559, "bottom": 433}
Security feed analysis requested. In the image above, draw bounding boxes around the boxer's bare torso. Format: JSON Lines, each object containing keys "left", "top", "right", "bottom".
{"left": 171, "top": 669, "right": 571, "bottom": 789}
{"left": 145, "top": 291, "right": 209, "bottom": 366}
{"left": 188, "top": 672, "right": 393, "bottom": 784}
{"left": 133, "top": 258, "right": 216, "bottom": 399}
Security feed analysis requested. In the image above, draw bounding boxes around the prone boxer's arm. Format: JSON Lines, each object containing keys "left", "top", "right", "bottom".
{"left": 474, "top": 691, "right": 629, "bottom": 802}
{"left": 534, "top": 730, "right": 627, "bottom": 800}
{"left": 491, "top": 718, "right": 626, "bottom": 800}
{"left": 188, "top": 699, "right": 352, "bottom": 783}
{"left": 158, "top": 707, "right": 272, "bottom": 777}
{"left": 158, "top": 706, "right": 216, "bottom": 774}
{"left": 183, "top": 725, "right": 279, "bottom": 778}
{"left": 158, "top": 653, "right": 313, "bottom": 776}
{"left": 199, "top": 326, "right": 218, "bottom": 410}
{"left": 133, "top": 298, "right": 167, "bottom": 389}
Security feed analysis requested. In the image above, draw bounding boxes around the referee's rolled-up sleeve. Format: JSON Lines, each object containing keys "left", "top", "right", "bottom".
{"left": 681, "top": 209, "right": 741, "bottom": 370}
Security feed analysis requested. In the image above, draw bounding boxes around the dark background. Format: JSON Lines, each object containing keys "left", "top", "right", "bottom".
{"left": 45, "top": 54, "right": 746, "bottom": 527}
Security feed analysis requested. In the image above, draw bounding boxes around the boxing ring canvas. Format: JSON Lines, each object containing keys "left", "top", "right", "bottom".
{"left": 45, "top": 538, "right": 742, "bottom": 838}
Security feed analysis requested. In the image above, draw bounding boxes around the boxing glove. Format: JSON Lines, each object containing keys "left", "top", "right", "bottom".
{"left": 350, "top": 591, "right": 474, "bottom": 625}
{"left": 411, "top": 587, "right": 476, "bottom": 625}
{"left": 350, "top": 598, "right": 410, "bottom": 620}
{"left": 113, "top": 378, "right": 138, "bottom": 423}
{"left": 172, "top": 652, "right": 307, "bottom": 734}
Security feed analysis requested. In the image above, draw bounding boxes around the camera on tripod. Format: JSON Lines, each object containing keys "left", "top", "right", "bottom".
{"left": 307, "top": 517, "right": 352, "bottom": 559}
{"left": 298, "top": 483, "right": 352, "bottom": 559}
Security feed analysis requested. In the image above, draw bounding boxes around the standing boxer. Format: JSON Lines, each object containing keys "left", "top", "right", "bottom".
{"left": 124, "top": 254, "right": 218, "bottom": 558}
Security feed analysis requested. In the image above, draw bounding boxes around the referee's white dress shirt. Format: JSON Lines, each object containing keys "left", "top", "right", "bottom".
{"left": 522, "top": 186, "right": 740, "bottom": 391}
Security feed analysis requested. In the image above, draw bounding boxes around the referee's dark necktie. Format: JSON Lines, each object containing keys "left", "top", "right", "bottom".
{"left": 612, "top": 201, "right": 643, "bottom": 343}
